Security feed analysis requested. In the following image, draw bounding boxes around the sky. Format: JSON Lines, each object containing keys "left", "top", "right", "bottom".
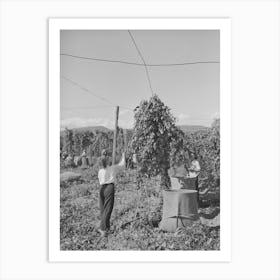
{"left": 60, "top": 30, "right": 220, "bottom": 130}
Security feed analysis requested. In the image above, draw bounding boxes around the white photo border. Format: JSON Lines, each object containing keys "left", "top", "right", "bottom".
{"left": 49, "top": 18, "right": 231, "bottom": 262}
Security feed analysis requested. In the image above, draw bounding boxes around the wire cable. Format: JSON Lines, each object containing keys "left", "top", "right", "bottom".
{"left": 61, "top": 53, "right": 220, "bottom": 67}
{"left": 62, "top": 105, "right": 113, "bottom": 111}
{"left": 61, "top": 75, "right": 115, "bottom": 106}
{"left": 61, "top": 78, "right": 135, "bottom": 112}
{"left": 128, "top": 30, "right": 154, "bottom": 95}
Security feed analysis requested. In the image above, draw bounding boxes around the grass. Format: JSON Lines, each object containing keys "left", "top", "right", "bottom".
{"left": 60, "top": 167, "right": 220, "bottom": 250}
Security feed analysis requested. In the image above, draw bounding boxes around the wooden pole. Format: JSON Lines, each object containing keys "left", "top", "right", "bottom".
{"left": 123, "top": 128, "right": 128, "bottom": 151}
{"left": 112, "top": 106, "right": 119, "bottom": 165}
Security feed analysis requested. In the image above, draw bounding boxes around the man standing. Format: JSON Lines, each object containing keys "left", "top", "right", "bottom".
{"left": 97, "top": 149, "right": 126, "bottom": 237}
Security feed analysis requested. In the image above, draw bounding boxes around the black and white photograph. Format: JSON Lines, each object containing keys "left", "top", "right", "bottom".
{"left": 60, "top": 28, "right": 220, "bottom": 250}
{"left": 2, "top": 1, "right": 280, "bottom": 279}
{"left": 49, "top": 18, "right": 231, "bottom": 261}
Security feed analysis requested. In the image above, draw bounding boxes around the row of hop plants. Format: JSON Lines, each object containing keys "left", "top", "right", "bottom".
{"left": 60, "top": 128, "right": 133, "bottom": 163}
{"left": 60, "top": 94, "right": 220, "bottom": 192}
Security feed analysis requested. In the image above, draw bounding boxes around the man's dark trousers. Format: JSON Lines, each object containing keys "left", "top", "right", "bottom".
{"left": 99, "top": 183, "right": 115, "bottom": 231}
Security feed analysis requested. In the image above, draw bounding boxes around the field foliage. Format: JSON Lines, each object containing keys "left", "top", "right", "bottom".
{"left": 60, "top": 168, "right": 220, "bottom": 250}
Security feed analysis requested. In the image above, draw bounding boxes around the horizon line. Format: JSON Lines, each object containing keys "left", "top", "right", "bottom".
{"left": 60, "top": 123, "right": 212, "bottom": 131}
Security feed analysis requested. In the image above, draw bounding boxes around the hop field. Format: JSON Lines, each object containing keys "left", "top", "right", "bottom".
{"left": 60, "top": 167, "right": 220, "bottom": 251}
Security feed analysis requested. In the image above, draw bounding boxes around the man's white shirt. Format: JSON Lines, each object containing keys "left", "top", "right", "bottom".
{"left": 188, "top": 160, "right": 201, "bottom": 178}
{"left": 98, "top": 156, "right": 125, "bottom": 185}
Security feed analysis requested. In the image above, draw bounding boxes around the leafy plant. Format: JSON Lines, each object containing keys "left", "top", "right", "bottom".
{"left": 169, "top": 126, "right": 190, "bottom": 170}
{"left": 130, "top": 94, "right": 177, "bottom": 189}
{"left": 185, "top": 118, "right": 220, "bottom": 192}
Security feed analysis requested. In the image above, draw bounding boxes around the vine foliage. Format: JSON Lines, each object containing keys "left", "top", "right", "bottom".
{"left": 130, "top": 94, "right": 178, "bottom": 189}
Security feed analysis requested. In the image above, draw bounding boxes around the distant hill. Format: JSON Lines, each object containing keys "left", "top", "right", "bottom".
{"left": 60, "top": 125, "right": 208, "bottom": 136}
{"left": 72, "top": 126, "right": 111, "bottom": 133}
{"left": 178, "top": 125, "right": 208, "bottom": 133}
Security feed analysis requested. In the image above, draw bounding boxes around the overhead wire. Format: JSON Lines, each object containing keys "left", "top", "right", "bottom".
{"left": 61, "top": 34, "right": 218, "bottom": 129}
{"left": 60, "top": 53, "right": 220, "bottom": 67}
{"left": 61, "top": 53, "right": 144, "bottom": 66}
{"left": 61, "top": 76, "right": 135, "bottom": 119}
{"left": 61, "top": 76, "right": 214, "bottom": 122}
{"left": 62, "top": 105, "right": 113, "bottom": 111}
{"left": 61, "top": 75, "right": 115, "bottom": 106}
{"left": 127, "top": 30, "right": 154, "bottom": 95}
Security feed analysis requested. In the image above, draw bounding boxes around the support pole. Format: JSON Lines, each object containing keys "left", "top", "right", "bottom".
{"left": 112, "top": 106, "right": 119, "bottom": 165}
{"left": 123, "top": 128, "right": 128, "bottom": 151}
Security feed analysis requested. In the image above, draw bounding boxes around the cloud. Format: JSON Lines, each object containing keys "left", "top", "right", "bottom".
{"left": 60, "top": 116, "right": 133, "bottom": 130}
{"left": 176, "top": 113, "right": 190, "bottom": 125}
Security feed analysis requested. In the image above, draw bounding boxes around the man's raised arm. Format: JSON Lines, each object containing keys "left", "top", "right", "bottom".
{"left": 114, "top": 152, "right": 126, "bottom": 173}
